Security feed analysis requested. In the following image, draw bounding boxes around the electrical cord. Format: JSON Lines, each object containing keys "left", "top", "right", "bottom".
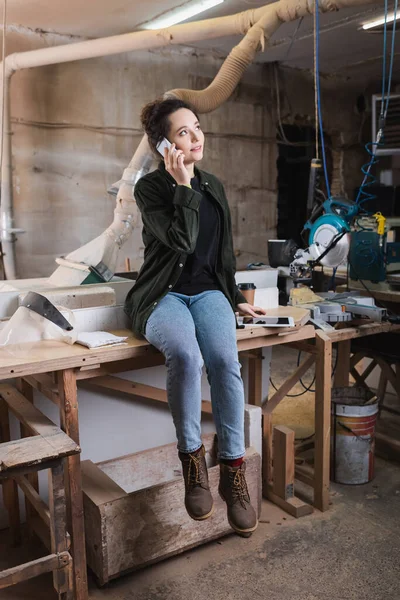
{"left": 285, "top": 17, "right": 304, "bottom": 62}
{"left": 269, "top": 347, "right": 338, "bottom": 397}
{"left": 274, "top": 64, "right": 315, "bottom": 148}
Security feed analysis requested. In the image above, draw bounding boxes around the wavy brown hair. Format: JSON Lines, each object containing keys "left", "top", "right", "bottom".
{"left": 141, "top": 97, "right": 199, "bottom": 156}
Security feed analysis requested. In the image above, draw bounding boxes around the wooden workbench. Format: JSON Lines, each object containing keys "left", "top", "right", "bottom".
{"left": 265, "top": 319, "right": 400, "bottom": 516}
{"left": 3, "top": 308, "right": 397, "bottom": 600}
{"left": 0, "top": 306, "right": 316, "bottom": 600}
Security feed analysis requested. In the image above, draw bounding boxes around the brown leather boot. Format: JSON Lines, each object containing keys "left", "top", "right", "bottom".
{"left": 219, "top": 461, "right": 258, "bottom": 537}
{"left": 178, "top": 445, "right": 214, "bottom": 521}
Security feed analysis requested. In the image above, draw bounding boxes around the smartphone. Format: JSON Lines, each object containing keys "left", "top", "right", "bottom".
{"left": 237, "top": 316, "right": 295, "bottom": 328}
{"left": 156, "top": 137, "right": 174, "bottom": 157}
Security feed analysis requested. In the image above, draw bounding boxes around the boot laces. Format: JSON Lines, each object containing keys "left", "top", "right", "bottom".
{"left": 187, "top": 452, "right": 208, "bottom": 490}
{"left": 230, "top": 467, "right": 250, "bottom": 509}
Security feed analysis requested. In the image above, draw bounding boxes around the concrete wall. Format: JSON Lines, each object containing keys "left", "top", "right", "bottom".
{"left": 8, "top": 29, "right": 276, "bottom": 278}
{"left": 6, "top": 27, "right": 367, "bottom": 279}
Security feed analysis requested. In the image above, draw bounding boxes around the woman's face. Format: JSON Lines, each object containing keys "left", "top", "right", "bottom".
{"left": 167, "top": 108, "right": 204, "bottom": 165}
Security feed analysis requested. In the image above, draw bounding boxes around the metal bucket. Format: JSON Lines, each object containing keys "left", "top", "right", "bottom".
{"left": 331, "top": 387, "right": 379, "bottom": 485}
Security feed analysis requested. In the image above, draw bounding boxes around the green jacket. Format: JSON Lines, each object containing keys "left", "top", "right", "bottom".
{"left": 125, "top": 162, "right": 246, "bottom": 336}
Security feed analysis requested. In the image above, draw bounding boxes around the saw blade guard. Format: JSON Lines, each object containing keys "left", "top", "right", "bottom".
{"left": 308, "top": 214, "right": 351, "bottom": 268}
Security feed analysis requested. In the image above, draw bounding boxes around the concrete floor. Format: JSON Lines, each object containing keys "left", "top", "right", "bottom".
{"left": 2, "top": 346, "right": 400, "bottom": 599}
{"left": 2, "top": 458, "right": 400, "bottom": 600}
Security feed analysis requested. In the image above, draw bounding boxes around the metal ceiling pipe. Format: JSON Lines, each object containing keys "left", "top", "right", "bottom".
{"left": 0, "top": 0, "right": 378, "bottom": 280}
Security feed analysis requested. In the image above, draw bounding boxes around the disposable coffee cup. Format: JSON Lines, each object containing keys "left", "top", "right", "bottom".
{"left": 238, "top": 283, "right": 256, "bottom": 304}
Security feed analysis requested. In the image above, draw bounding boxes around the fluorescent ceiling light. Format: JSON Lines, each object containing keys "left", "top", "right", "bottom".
{"left": 362, "top": 12, "right": 399, "bottom": 30}
{"left": 142, "top": 0, "right": 224, "bottom": 30}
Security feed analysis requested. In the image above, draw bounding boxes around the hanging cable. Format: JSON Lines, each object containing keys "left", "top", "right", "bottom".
{"left": 355, "top": 0, "right": 398, "bottom": 211}
{"left": 383, "top": 0, "right": 398, "bottom": 118}
{"left": 285, "top": 17, "right": 304, "bottom": 62}
{"left": 313, "top": 3, "right": 319, "bottom": 161}
{"left": 314, "top": 0, "right": 331, "bottom": 198}
{"left": 274, "top": 63, "right": 314, "bottom": 148}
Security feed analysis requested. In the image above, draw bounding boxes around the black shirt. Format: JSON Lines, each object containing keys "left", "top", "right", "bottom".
{"left": 171, "top": 176, "right": 220, "bottom": 295}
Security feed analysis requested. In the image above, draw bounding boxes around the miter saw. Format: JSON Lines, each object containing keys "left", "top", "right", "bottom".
{"left": 290, "top": 196, "right": 357, "bottom": 282}
{"left": 287, "top": 159, "right": 400, "bottom": 324}
{"left": 289, "top": 160, "right": 400, "bottom": 288}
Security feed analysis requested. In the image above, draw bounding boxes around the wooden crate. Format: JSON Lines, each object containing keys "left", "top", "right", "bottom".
{"left": 81, "top": 434, "right": 261, "bottom": 585}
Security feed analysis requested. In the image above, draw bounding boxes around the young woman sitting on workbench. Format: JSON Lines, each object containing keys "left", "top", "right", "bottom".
{"left": 125, "top": 98, "right": 266, "bottom": 537}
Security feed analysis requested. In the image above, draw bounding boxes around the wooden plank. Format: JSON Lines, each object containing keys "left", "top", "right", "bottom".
{"left": 273, "top": 426, "right": 295, "bottom": 500}
{"left": 15, "top": 475, "right": 50, "bottom": 528}
{"left": 356, "top": 358, "right": 378, "bottom": 385}
{"left": 328, "top": 322, "right": 400, "bottom": 343}
{"left": 0, "top": 398, "right": 21, "bottom": 546}
{"left": 0, "top": 324, "right": 314, "bottom": 382}
{"left": 377, "top": 371, "right": 388, "bottom": 408}
{"left": 373, "top": 356, "right": 400, "bottom": 396}
{"left": 25, "top": 373, "right": 57, "bottom": 392}
{"left": 0, "top": 384, "right": 61, "bottom": 438}
{"left": 333, "top": 340, "right": 351, "bottom": 387}
{"left": 287, "top": 340, "right": 318, "bottom": 355}
{"left": 0, "top": 552, "right": 71, "bottom": 590}
{"left": 0, "top": 434, "right": 78, "bottom": 472}
{"left": 264, "top": 355, "right": 315, "bottom": 414}
{"left": 23, "top": 375, "right": 60, "bottom": 406}
{"left": 314, "top": 331, "right": 332, "bottom": 512}
{"left": 350, "top": 352, "right": 365, "bottom": 369}
{"left": 236, "top": 307, "right": 311, "bottom": 337}
{"left": 16, "top": 379, "right": 41, "bottom": 539}
{"left": 237, "top": 325, "right": 315, "bottom": 352}
{"left": 58, "top": 369, "right": 88, "bottom": 600}
{"left": 262, "top": 412, "right": 273, "bottom": 496}
{"left": 247, "top": 348, "right": 263, "bottom": 407}
{"left": 29, "top": 513, "right": 71, "bottom": 553}
{"left": 0, "top": 333, "right": 159, "bottom": 381}
{"left": 75, "top": 354, "right": 165, "bottom": 380}
{"left": 350, "top": 362, "right": 376, "bottom": 392}
{"left": 49, "top": 462, "right": 72, "bottom": 597}
{"left": 97, "top": 433, "right": 217, "bottom": 495}
{"left": 265, "top": 485, "right": 313, "bottom": 518}
{"left": 83, "top": 376, "right": 213, "bottom": 415}
{"left": 295, "top": 463, "right": 315, "bottom": 487}
{"left": 81, "top": 460, "right": 127, "bottom": 507}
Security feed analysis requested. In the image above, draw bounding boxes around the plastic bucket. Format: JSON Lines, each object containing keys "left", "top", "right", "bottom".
{"left": 331, "top": 387, "right": 379, "bottom": 485}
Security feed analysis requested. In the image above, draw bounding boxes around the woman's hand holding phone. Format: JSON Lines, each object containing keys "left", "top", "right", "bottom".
{"left": 164, "top": 143, "right": 191, "bottom": 187}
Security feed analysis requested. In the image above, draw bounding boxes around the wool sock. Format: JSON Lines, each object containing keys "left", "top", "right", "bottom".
{"left": 221, "top": 457, "right": 244, "bottom": 468}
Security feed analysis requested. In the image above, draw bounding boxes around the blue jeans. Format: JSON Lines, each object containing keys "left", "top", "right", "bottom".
{"left": 145, "top": 290, "right": 245, "bottom": 459}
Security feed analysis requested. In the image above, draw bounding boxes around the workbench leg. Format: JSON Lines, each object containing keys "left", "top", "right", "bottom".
{"left": 262, "top": 412, "right": 273, "bottom": 496}
{"left": 377, "top": 371, "right": 388, "bottom": 412}
{"left": 49, "top": 462, "right": 73, "bottom": 599}
{"left": 273, "top": 425, "right": 295, "bottom": 500}
{"left": 16, "top": 378, "right": 39, "bottom": 539}
{"left": 314, "top": 332, "right": 332, "bottom": 512}
{"left": 248, "top": 348, "right": 263, "bottom": 407}
{"left": 334, "top": 340, "right": 351, "bottom": 388}
{"left": 0, "top": 399, "right": 21, "bottom": 546}
{"left": 58, "top": 369, "right": 88, "bottom": 600}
